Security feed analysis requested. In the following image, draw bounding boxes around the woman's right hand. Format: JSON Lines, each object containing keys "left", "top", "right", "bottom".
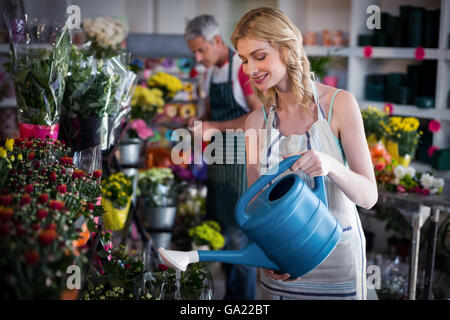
{"left": 261, "top": 268, "right": 301, "bottom": 282}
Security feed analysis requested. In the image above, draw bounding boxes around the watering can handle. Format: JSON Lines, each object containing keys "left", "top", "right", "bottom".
{"left": 235, "top": 155, "right": 328, "bottom": 227}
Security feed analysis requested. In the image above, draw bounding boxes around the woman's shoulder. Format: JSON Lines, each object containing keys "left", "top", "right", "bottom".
{"left": 245, "top": 106, "right": 266, "bottom": 131}
{"left": 316, "top": 83, "right": 359, "bottom": 117}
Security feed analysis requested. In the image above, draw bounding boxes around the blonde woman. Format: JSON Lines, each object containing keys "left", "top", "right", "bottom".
{"left": 231, "top": 7, "right": 377, "bottom": 300}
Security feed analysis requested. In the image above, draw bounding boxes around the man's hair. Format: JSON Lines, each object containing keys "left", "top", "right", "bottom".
{"left": 184, "top": 14, "right": 221, "bottom": 42}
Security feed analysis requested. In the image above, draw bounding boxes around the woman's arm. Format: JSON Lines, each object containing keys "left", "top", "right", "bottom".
{"left": 288, "top": 90, "right": 378, "bottom": 209}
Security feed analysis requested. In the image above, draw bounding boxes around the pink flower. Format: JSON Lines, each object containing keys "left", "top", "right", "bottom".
{"left": 130, "top": 119, "right": 154, "bottom": 140}
{"left": 383, "top": 103, "right": 393, "bottom": 116}
{"left": 427, "top": 146, "right": 438, "bottom": 158}
{"left": 428, "top": 120, "right": 441, "bottom": 133}
{"left": 415, "top": 46, "right": 425, "bottom": 61}
{"left": 420, "top": 188, "right": 430, "bottom": 196}
{"left": 396, "top": 185, "right": 406, "bottom": 193}
{"left": 363, "top": 46, "right": 373, "bottom": 59}
{"left": 57, "top": 184, "right": 67, "bottom": 194}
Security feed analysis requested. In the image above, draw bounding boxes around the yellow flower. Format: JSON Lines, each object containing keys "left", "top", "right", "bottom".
{"left": 0, "top": 147, "right": 6, "bottom": 158}
{"left": 18, "top": 154, "right": 23, "bottom": 161}
{"left": 5, "top": 138, "right": 14, "bottom": 152}
{"left": 10, "top": 155, "right": 14, "bottom": 162}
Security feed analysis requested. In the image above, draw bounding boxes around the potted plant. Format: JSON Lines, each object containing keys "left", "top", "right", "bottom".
{"left": 189, "top": 220, "right": 225, "bottom": 251}
{"left": 137, "top": 167, "right": 184, "bottom": 249}
{"left": 0, "top": 137, "right": 103, "bottom": 300}
{"left": 5, "top": 17, "right": 70, "bottom": 140}
{"left": 101, "top": 172, "right": 133, "bottom": 231}
{"left": 148, "top": 263, "right": 212, "bottom": 300}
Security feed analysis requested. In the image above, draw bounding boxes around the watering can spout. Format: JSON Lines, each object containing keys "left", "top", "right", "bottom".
{"left": 159, "top": 242, "right": 279, "bottom": 272}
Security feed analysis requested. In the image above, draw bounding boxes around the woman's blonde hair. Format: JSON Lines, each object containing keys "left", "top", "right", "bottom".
{"left": 231, "top": 7, "right": 315, "bottom": 110}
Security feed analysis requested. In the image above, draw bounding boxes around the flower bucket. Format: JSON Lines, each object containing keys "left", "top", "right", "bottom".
{"left": 191, "top": 242, "right": 210, "bottom": 251}
{"left": 386, "top": 140, "right": 412, "bottom": 167}
{"left": 102, "top": 197, "right": 132, "bottom": 231}
{"left": 19, "top": 123, "right": 59, "bottom": 140}
{"left": 142, "top": 206, "right": 177, "bottom": 229}
{"left": 116, "top": 138, "right": 143, "bottom": 166}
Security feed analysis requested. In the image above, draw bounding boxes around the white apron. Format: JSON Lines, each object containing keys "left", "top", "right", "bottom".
{"left": 258, "top": 81, "right": 367, "bottom": 300}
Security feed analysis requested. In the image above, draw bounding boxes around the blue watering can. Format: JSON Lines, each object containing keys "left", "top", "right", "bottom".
{"left": 159, "top": 155, "right": 343, "bottom": 279}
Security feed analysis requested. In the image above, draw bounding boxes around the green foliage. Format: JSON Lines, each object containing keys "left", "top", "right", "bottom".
{"left": 10, "top": 26, "right": 70, "bottom": 125}
{"left": 62, "top": 46, "right": 120, "bottom": 118}
{"left": 189, "top": 220, "right": 225, "bottom": 250}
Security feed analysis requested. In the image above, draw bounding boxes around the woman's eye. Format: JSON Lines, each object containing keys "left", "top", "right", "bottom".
{"left": 256, "top": 55, "right": 266, "bottom": 61}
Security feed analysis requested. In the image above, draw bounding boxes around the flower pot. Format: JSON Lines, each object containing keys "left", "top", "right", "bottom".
{"left": 386, "top": 140, "right": 412, "bottom": 167}
{"left": 142, "top": 206, "right": 177, "bottom": 229}
{"left": 152, "top": 232, "right": 173, "bottom": 250}
{"left": 60, "top": 116, "right": 103, "bottom": 152}
{"left": 116, "top": 138, "right": 143, "bottom": 166}
{"left": 19, "top": 123, "right": 59, "bottom": 140}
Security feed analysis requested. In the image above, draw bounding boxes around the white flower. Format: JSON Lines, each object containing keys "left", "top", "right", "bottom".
{"left": 394, "top": 165, "right": 406, "bottom": 179}
{"left": 420, "top": 173, "right": 435, "bottom": 189}
{"left": 405, "top": 166, "right": 416, "bottom": 177}
{"left": 433, "top": 178, "right": 444, "bottom": 189}
{"left": 430, "top": 188, "right": 439, "bottom": 195}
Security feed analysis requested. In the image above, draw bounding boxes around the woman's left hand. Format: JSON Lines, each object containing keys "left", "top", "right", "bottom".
{"left": 283, "top": 150, "right": 336, "bottom": 177}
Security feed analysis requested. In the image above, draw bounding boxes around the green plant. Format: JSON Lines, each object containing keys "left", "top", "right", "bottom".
{"left": 137, "top": 168, "right": 179, "bottom": 207}
{"left": 149, "top": 263, "right": 211, "bottom": 300}
{"left": 9, "top": 25, "right": 70, "bottom": 125}
{"left": 361, "top": 106, "right": 390, "bottom": 142}
{"left": 189, "top": 220, "right": 225, "bottom": 250}
{"left": 63, "top": 45, "right": 121, "bottom": 118}
{"left": 308, "top": 48, "right": 345, "bottom": 81}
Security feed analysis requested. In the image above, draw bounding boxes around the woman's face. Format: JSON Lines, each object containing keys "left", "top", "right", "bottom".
{"left": 237, "top": 36, "right": 288, "bottom": 92}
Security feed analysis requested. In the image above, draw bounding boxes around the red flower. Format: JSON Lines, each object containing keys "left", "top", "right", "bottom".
{"left": 48, "top": 222, "right": 57, "bottom": 230}
{"left": 87, "top": 203, "right": 95, "bottom": 211}
{"left": 0, "top": 195, "right": 12, "bottom": 206}
{"left": 20, "top": 194, "right": 31, "bottom": 206}
{"left": 93, "top": 170, "right": 102, "bottom": 179}
{"left": 38, "top": 193, "right": 49, "bottom": 204}
{"left": 31, "top": 222, "right": 41, "bottom": 231}
{"left": 25, "top": 140, "right": 33, "bottom": 148}
{"left": 396, "top": 185, "right": 406, "bottom": 193}
{"left": 33, "top": 161, "right": 40, "bottom": 169}
{"left": 124, "top": 263, "right": 132, "bottom": 270}
{"left": 0, "top": 208, "right": 13, "bottom": 221}
{"left": 59, "top": 157, "right": 73, "bottom": 166}
{"left": 72, "top": 170, "right": 85, "bottom": 180}
{"left": 57, "top": 184, "right": 67, "bottom": 194}
{"left": 38, "top": 229, "right": 57, "bottom": 246}
{"left": 37, "top": 209, "right": 48, "bottom": 219}
{"left": 420, "top": 188, "right": 430, "bottom": 196}
{"left": 25, "top": 250, "right": 39, "bottom": 265}
{"left": 428, "top": 146, "right": 438, "bottom": 158}
{"left": 49, "top": 200, "right": 64, "bottom": 211}
{"left": 428, "top": 120, "right": 441, "bottom": 133}
{"left": 49, "top": 171, "right": 57, "bottom": 183}
{"left": 24, "top": 184, "right": 34, "bottom": 194}
{"left": 28, "top": 152, "right": 35, "bottom": 161}
{"left": 158, "top": 264, "right": 168, "bottom": 271}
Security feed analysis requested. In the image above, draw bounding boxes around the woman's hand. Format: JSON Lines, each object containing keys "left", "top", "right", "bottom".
{"left": 283, "top": 150, "right": 336, "bottom": 177}
{"left": 262, "top": 268, "right": 301, "bottom": 282}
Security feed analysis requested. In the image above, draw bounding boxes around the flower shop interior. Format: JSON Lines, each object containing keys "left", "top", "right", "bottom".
{"left": 0, "top": 0, "right": 449, "bottom": 301}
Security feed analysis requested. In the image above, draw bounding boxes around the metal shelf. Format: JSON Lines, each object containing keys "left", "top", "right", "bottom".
{"left": 0, "top": 97, "right": 16, "bottom": 108}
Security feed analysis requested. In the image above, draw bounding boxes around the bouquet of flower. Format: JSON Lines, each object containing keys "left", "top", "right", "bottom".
{"left": 101, "top": 172, "right": 133, "bottom": 231}
{"left": 388, "top": 165, "right": 445, "bottom": 195}
{"left": 381, "top": 116, "right": 422, "bottom": 158}
{"left": 361, "top": 106, "right": 389, "bottom": 145}
{"left": 127, "top": 119, "right": 155, "bottom": 141}
{"left": 137, "top": 168, "right": 179, "bottom": 207}
{"left": 130, "top": 85, "right": 165, "bottom": 122}
{"left": 189, "top": 220, "right": 225, "bottom": 250}
{"left": 82, "top": 17, "right": 128, "bottom": 60}
{"left": 5, "top": 16, "right": 70, "bottom": 139}
{"left": 0, "top": 137, "right": 103, "bottom": 300}
{"left": 147, "top": 72, "right": 183, "bottom": 101}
